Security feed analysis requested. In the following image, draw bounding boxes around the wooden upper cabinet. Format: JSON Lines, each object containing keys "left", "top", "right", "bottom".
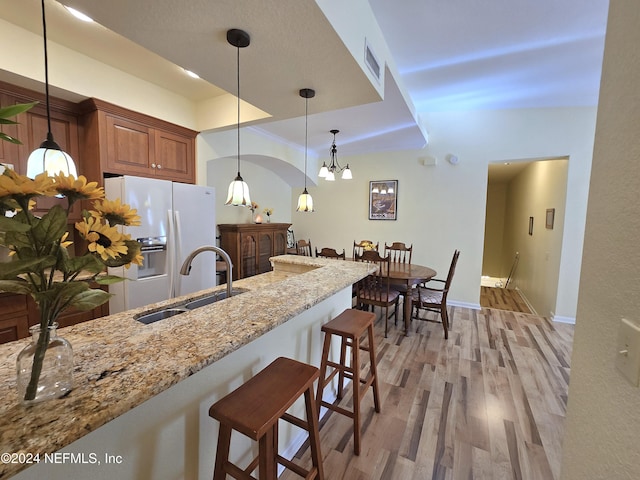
{"left": 0, "top": 93, "right": 21, "bottom": 170}
{"left": 154, "top": 129, "right": 193, "bottom": 182}
{"left": 79, "top": 98, "right": 197, "bottom": 184}
{"left": 106, "top": 115, "right": 152, "bottom": 176}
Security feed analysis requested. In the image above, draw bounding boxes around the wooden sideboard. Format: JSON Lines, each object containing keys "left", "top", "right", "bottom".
{"left": 218, "top": 223, "right": 291, "bottom": 280}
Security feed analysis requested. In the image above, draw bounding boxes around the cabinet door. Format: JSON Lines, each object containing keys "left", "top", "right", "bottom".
{"left": 274, "top": 230, "right": 287, "bottom": 256}
{"left": 258, "top": 232, "right": 274, "bottom": 274}
{"left": 105, "top": 115, "right": 152, "bottom": 176}
{"left": 0, "top": 294, "right": 29, "bottom": 344}
{"left": 0, "top": 93, "right": 21, "bottom": 171}
{"left": 241, "top": 232, "right": 258, "bottom": 278}
{"left": 153, "top": 129, "right": 194, "bottom": 183}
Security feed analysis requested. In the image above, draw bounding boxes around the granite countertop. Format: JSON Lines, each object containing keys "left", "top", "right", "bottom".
{"left": 0, "top": 255, "right": 374, "bottom": 478}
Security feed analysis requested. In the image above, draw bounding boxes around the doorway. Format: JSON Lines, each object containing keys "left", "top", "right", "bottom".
{"left": 481, "top": 157, "right": 569, "bottom": 316}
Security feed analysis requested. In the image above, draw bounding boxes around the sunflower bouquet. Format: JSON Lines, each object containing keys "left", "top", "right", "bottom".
{"left": 0, "top": 169, "right": 142, "bottom": 402}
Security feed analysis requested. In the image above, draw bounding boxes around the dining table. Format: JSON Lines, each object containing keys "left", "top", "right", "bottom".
{"left": 381, "top": 262, "right": 437, "bottom": 335}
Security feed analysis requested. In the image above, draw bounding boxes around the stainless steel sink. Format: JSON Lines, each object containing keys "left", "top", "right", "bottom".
{"left": 135, "top": 288, "right": 248, "bottom": 324}
{"left": 183, "top": 288, "right": 248, "bottom": 310}
{"left": 135, "top": 308, "right": 188, "bottom": 324}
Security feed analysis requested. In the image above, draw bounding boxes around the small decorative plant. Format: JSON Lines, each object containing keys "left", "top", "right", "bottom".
{"left": 263, "top": 208, "right": 273, "bottom": 221}
{"left": 0, "top": 168, "right": 143, "bottom": 403}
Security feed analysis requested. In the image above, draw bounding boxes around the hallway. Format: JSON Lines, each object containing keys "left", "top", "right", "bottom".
{"left": 480, "top": 286, "right": 533, "bottom": 314}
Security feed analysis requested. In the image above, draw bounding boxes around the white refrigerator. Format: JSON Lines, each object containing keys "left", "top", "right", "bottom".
{"left": 104, "top": 176, "right": 217, "bottom": 313}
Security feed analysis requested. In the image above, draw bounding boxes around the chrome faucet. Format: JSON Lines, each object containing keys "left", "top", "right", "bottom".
{"left": 180, "top": 246, "right": 233, "bottom": 299}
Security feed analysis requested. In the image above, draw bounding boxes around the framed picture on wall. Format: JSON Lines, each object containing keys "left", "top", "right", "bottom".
{"left": 369, "top": 180, "right": 398, "bottom": 220}
{"left": 529, "top": 216, "right": 534, "bottom": 235}
{"left": 546, "top": 208, "right": 555, "bottom": 229}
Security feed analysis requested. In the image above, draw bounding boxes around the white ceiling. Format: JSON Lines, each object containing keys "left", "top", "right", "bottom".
{"left": 0, "top": 0, "right": 609, "bottom": 167}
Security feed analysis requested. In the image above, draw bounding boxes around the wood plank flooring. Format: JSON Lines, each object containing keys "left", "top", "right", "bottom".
{"left": 480, "top": 286, "right": 532, "bottom": 314}
{"left": 280, "top": 305, "right": 574, "bottom": 480}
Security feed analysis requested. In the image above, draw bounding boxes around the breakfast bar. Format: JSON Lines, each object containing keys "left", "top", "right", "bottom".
{"left": 0, "top": 255, "right": 374, "bottom": 479}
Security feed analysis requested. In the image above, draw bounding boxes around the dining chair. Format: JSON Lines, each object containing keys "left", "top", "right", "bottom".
{"left": 355, "top": 250, "right": 400, "bottom": 337}
{"left": 315, "top": 247, "right": 346, "bottom": 259}
{"left": 353, "top": 240, "right": 379, "bottom": 259}
{"left": 411, "top": 250, "right": 460, "bottom": 339}
{"left": 384, "top": 242, "right": 413, "bottom": 264}
{"left": 297, "top": 239, "right": 313, "bottom": 256}
{"left": 383, "top": 242, "right": 414, "bottom": 325}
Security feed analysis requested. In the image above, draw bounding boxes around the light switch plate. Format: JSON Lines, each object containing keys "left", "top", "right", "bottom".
{"left": 615, "top": 318, "right": 640, "bottom": 386}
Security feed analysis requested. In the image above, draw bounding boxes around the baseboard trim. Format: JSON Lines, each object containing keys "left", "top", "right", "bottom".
{"left": 552, "top": 314, "right": 576, "bottom": 325}
{"left": 450, "top": 300, "right": 481, "bottom": 310}
{"left": 515, "top": 287, "right": 538, "bottom": 315}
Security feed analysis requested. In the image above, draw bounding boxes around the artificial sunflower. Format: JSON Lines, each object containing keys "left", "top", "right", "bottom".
{"left": 91, "top": 198, "right": 141, "bottom": 227}
{"left": 75, "top": 216, "right": 128, "bottom": 261}
{"left": 0, "top": 169, "right": 56, "bottom": 206}
{"left": 53, "top": 173, "right": 105, "bottom": 205}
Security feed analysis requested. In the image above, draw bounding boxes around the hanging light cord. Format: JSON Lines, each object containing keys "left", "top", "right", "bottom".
{"left": 304, "top": 95, "right": 308, "bottom": 189}
{"left": 41, "top": 0, "right": 53, "bottom": 138}
{"left": 235, "top": 43, "right": 241, "bottom": 177}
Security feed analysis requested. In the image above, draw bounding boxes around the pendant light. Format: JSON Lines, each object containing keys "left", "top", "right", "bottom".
{"left": 225, "top": 28, "right": 251, "bottom": 206}
{"left": 296, "top": 88, "right": 315, "bottom": 213}
{"left": 318, "top": 129, "right": 352, "bottom": 181}
{"left": 26, "top": 0, "right": 78, "bottom": 179}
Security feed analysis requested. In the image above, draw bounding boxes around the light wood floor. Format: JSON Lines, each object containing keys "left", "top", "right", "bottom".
{"left": 480, "top": 286, "right": 532, "bottom": 314}
{"left": 280, "top": 305, "right": 574, "bottom": 480}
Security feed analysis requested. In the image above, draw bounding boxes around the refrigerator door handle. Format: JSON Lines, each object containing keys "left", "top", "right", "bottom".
{"left": 167, "top": 209, "right": 176, "bottom": 299}
{"left": 174, "top": 210, "right": 183, "bottom": 297}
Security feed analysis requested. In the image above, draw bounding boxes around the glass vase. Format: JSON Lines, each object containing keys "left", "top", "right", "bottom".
{"left": 16, "top": 323, "right": 73, "bottom": 406}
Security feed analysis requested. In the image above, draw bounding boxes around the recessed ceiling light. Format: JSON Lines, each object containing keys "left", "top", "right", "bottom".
{"left": 64, "top": 6, "right": 94, "bottom": 22}
{"left": 183, "top": 68, "right": 200, "bottom": 79}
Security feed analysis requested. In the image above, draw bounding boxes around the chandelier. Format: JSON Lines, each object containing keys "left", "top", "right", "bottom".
{"left": 318, "top": 129, "right": 352, "bottom": 181}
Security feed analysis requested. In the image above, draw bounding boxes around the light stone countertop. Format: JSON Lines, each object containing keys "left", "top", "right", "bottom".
{"left": 0, "top": 255, "right": 374, "bottom": 478}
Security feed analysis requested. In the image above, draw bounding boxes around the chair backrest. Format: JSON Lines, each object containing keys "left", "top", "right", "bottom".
{"left": 353, "top": 239, "right": 379, "bottom": 259}
{"left": 384, "top": 242, "right": 413, "bottom": 264}
{"left": 315, "top": 247, "right": 346, "bottom": 260}
{"left": 355, "top": 250, "right": 391, "bottom": 303}
{"left": 297, "top": 239, "right": 312, "bottom": 256}
{"left": 443, "top": 250, "right": 461, "bottom": 292}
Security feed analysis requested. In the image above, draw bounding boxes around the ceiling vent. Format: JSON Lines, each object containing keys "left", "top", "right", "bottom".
{"left": 364, "top": 39, "right": 381, "bottom": 82}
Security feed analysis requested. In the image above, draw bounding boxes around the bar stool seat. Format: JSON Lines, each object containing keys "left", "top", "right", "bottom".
{"left": 209, "top": 357, "right": 324, "bottom": 480}
{"left": 316, "top": 309, "right": 381, "bottom": 455}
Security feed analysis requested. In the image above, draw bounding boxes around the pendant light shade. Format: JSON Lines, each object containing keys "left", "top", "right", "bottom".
{"left": 225, "top": 28, "right": 251, "bottom": 206}
{"left": 27, "top": 0, "right": 77, "bottom": 179}
{"left": 297, "top": 88, "right": 315, "bottom": 213}
{"left": 226, "top": 174, "right": 251, "bottom": 206}
{"left": 26, "top": 134, "right": 78, "bottom": 178}
{"left": 296, "top": 188, "right": 314, "bottom": 212}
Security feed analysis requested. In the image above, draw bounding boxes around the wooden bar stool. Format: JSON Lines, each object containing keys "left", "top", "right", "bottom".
{"left": 316, "top": 309, "right": 381, "bottom": 455}
{"left": 209, "top": 357, "right": 324, "bottom": 480}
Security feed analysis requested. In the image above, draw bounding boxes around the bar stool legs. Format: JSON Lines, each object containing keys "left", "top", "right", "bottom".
{"left": 316, "top": 309, "right": 380, "bottom": 455}
{"left": 209, "top": 357, "right": 324, "bottom": 480}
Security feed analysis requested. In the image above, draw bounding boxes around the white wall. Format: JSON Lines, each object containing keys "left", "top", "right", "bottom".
{"left": 483, "top": 182, "right": 507, "bottom": 277}
{"left": 561, "top": 1, "right": 640, "bottom": 478}
{"left": 199, "top": 130, "right": 296, "bottom": 227}
{"left": 292, "top": 107, "right": 596, "bottom": 316}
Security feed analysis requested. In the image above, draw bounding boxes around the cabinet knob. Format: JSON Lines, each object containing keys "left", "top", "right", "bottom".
{"left": 157, "top": 164, "right": 162, "bottom": 169}
{"left": 151, "top": 163, "right": 156, "bottom": 168}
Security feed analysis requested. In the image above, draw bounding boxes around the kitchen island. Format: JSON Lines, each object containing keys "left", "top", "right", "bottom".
{"left": 0, "top": 255, "right": 374, "bottom": 479}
